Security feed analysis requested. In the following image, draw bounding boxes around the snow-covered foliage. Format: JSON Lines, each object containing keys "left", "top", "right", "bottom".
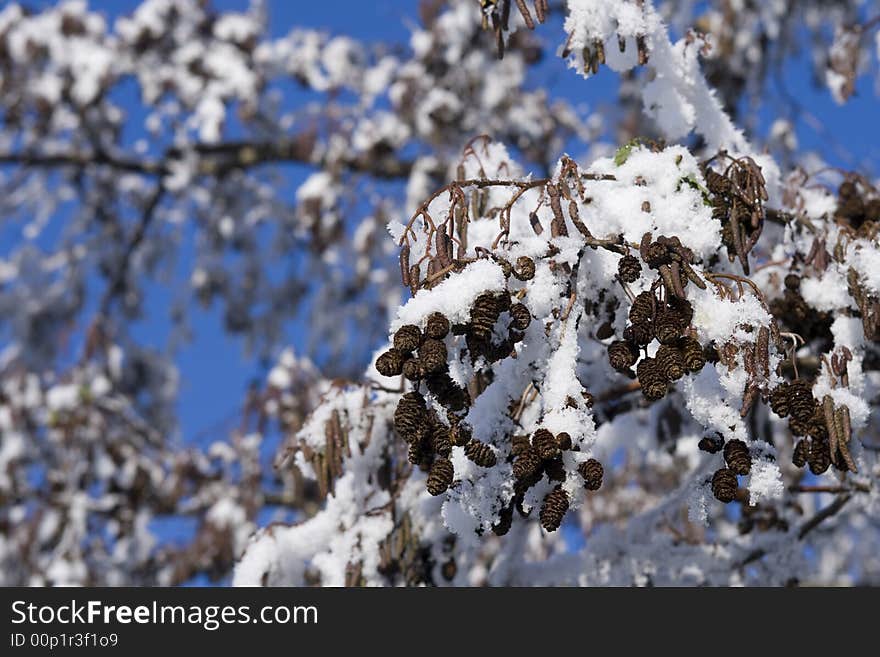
{"left": 3, "top": 0, "right": 880, "bottom": 586}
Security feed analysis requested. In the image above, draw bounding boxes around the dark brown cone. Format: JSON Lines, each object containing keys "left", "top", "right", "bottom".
{"left": 629, "top": 292, "right": 655, "bottom": 325}
{"left": 419, "top": 338, "right": 448, "bottom": 374}
{"left": 654, "top": 308, "right": 683, "bottom": 345}
{"left": 514, "top": 256, "right": 536, "bottom": 281}
{"left": 679, "top": 336, "right": 706, "bottom": 372}
{"left": 510, "top": 434, "right": 531, "bottom": 456}
{"left": 426, "top": 458, "right": 454, "bottom": 496}
{"left": 807, "top": 438, "right": 831, "bottom": 475}
{"left": 768, "top": 383, "right": 791, "bottom": 418}
{"left": 532, "top": 428, "right": 559, "bottom": 460}
{"left": 544, "top": 456, "right": 565, "bottom": 482}
{"left": 711, "top": 468, "right": 738, "bottom": 503}
{"left": 376, "top": 348, "right": 407, "bottom": 377}
{"left": 407, "top": 440, "right": 425, "bottom": 466}
{"left": 464, "top": 439, "right": 496, "bottom": 467}
{"left": 430, "top": 423, "right": 452, "bottom": 457}
{"left": 637, "top": 357, "right": 668, "bottom": 400}
{"left": 618, "top": 254, "right": 642, "bottom": 283}
{"left": 698, "top": 435, "right": 724, "bottom": 453}
{"left": 470, "top": 292, "right": 505, "bottom": 341}
{"left": 539, "top": 486, "right": 569, "bottom": 532}
{"left": 792, "top": 439, "right": 809, "bottom": 468}
{"left": 394, "top": 392, "right": 427, "bottom": 443}
{"left": 624, "top": 321, "right": 653, "bottom": 346}
{"left": 509, "top": 303, "right": 532, "bottom": 330}
{"left": 402, "top": 358, "right": 423, "bottom": 381}
{"left": 655, "top": 344, "right": 685, "bottom": 381}
{"left": 788, "top": 380, "right": 816, "bottom": 422}
{"left": 723, "top": 439, "right": 752, "bottom": 475}
{"left": 578, "top": 458, "right": 604, "bottom": 491}
{"left": 425, "top": 312, "right": 450, "bottom": 339}
{"left": 667, "top": 296, "right": 694, "bottom": 326}
{"left": 556, "top": 432, "right": 572, "bottom": 451}
{"left": 513, "top": 447, "right": 542, "bottom": 481}
{"left": 450, "top": 422, "right": 472, "bottom": 447}
{"left": 425, "top": 372, "right": 470, "bottom": 412}
{"left": 492, "top": 505, "right": 514, "bottom": 536}
{"left": 393, "top": 324, "right": 422, "bottom": 352}
{"left": 608, "top": 340, "right": 638, "bottom": 371}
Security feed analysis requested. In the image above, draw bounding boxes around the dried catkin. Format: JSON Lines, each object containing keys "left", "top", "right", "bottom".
{"left": 532, "top": 428, "right": 559, "bottom": 460}
{"left": 419, "top": 338, "right": 448, "bottom": 374}
{"left": 723, "top": 439, "right": 752, "bottom": 475}
{"left": 375, "top": 348, "right": 407, "bottom": 377}
{"left": 617, "top": 254, "right": 642, "bottom": 283}
{"left": 608, "top": 340, "right": 638, "bottom": 371}
{"left": 464, "top": 439, "right": 496, "bottom": 467}
{"left": 426, "top": 458, "right": 454, "bottom": 496}
{"left": 711, "top": 468, "right": 738, "bottom": 503}
{"left": 509, "top": 303, "right": 532, "bottom": 330}
{"left": 394, "top": 324, "right": 422, "bottom": 352}
{"left": 578, "top": 458, "right": 604, "bottom": 490}
{"left": 513, "top": 447, "right": 542, "bottom": 481}
{"left": 792, "top": 439, "right": 809, "bottom": 468}
{"left": 394, "top": 392, "right": 427, "bottom": 443}
{"left": 679, "top": 336, "right": 706, "bottom": 372}
{"left": 539, "top": 486, "right": 569, "bottom": 532}
{"left": 655, "top": 344, "right": 685, "bottom": 381}
{"left": 425, "top": 312, "right": 450, "bottom": 339}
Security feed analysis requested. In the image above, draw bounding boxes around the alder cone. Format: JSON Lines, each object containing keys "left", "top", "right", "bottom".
{"left": 656, "top": 344, "right": 685, "bottom": 381}
{"left": 394, "top": 324, "right": 422, "bottom": 352}
{"left": 470, "top": 292, "right": 505, "bottom": 341}
{"left": 768, "top": 383, "right": 791, "bottom": 418}
{"left": 492, "top": 505, "right": 514, "bottom": 536}
{"left": 514, "top": 256, "right": 536, "bottom": 281}
{"left": 711, "top": 468, "right": 738, "bottom": 503}
{"left": 654, "top": 307, "right": 683, "bottom": 345}
{"left": 608, "top": 340, "right": 637, "bottom": 371}
{"left": 425, "top": 372, "right": 470, "bottom": 412}
{"left": 419, "top": 338, "right": 448, "bottom": 374}
{"left": 425, "top": 312, "right": 450, "bottom": 339}
{"left": 723, "top": 439, "right": 752, "bottom": 475}
{"left": 788, "top": 380, "right": 816, "bottom": 422}
{"left": 679, "top": 336, "right": 706, "bottom": 372}
{"left": 629, "top": 291, "right": 655, "bottom": 325}
{"left": 513, "top": 447, "right": 542, "bottom": 481}
{"left": 617, "top": 254, "right": 642, "bottom": 283}
{"left": 426, "top": 458, "right": 454, "bottom": 496}
{"left": 578, "top": 458, "right": 604, "bottom": 490}
{"left": 540, "top": 486, "right": 570, "bottom": 532}
{"left": 510, "top": 434, "right": 531, "bottom": 456}
{"left": 509, "top": 303, "right": 532, "bottom": 330}
{"left": 556, "top": 432, "right": 572, "bottom": 451}
{"left": 394, "top": 392, "right": 427, "bottom": 443}
{"left": 808, "top": 438, "right": 831, "bottom": 475}
{"left": 792, "top": 439, "right": 809, "bottom": 468}
{"left": 637, "top": 357, "right": 668, "bottom": 401}
{"left": 532, "top": 428, "right": 559, "bottom": 460}
{"left": 624, "top": 321, "right": 653, "bottom": 346}
{"left": 698, "top": 435, "right": 724, "bottom": 453}
{"left": 464, "top": 439, "right": 496, "bottom": 467}
{"left": 402, "top": 358, "right": 423, "bottom": 381}
{"left": 430, "top": 423, "right": 452, "bottom": 457}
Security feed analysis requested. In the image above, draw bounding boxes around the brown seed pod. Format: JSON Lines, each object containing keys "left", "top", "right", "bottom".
{"left": 407, "top": 440, "right": 425, "bottom": 466}
{"left": 470, "top": 292, "right": 505, "bottom": 341}
{"left": 654, "top": 307, "right": 683, "bottom": 345}
{"left": 513, "top": 447, "right": 542, "bottom": 481}
{"left": 556, "top": 432, "right": 572, "bottom": 451}
{"left": 425, "top": 372, "right": 470, "bottom": 412}
{"left": 513, "top": 256, "right": 536, "bottom": 281}
{"left": 425, "top": 312, "right": 450, "bottom": 339}
{"left": 509, "top": 303, "right": 532, "bottom": 330}
{"left": 667, "top": 295, "right": 694, "bottom": 326}
{"left": 464, "top": 439, "right": 497, "bottom": 467}
{"left": 807, "top": 438, "right": 831, "bottom": 475}
{"left": 643, "top": 241, "right": 671, "bottom": 269}
{"left": 679, "top": 336, "right": 706, "bottom": 372}
{"left": 430, "top": 423, "right": 452, "bottom": 457}
{"left": 375, "top": 348, "right": 407, "bottom": 377}
{"left": 788, "top": 380, "right": 816, "bottom": 422}
{"left": 394, "top": 392, "right": 427, "bottom": 443}
{"left": 596, "top": 321, "right": 615, "bottom": 340}
{"left": 768, "top": 382, "right": 791, "bottom": 418}
{"left": 419, "top": 338, "right": 448, "bottom": 374}
{"left": 637, "top": 357, "right": 668, "bottom": 400}
{"left": 544, "top": 456, "right": 566, "bottom": 482}
{"left": 492, "top": 504, "right": 514, "bottom": 536}
{"left": 532, "top": 428, "right": 559, "bottom": 460}
{"left": 723, "top": 439, "right": 752, "bottom": 475}
{"left": 394, "top": 324, "right": 422, "bottom": 352}
{"left": 784, "top": 273, "right": 801, "bottom": 291}
{"left": 617, "top": 254, "right": 642, "bottom": 283}
{"left": 623, "top": 321, "right": 653, "bottom": 346}
{"left": 510, "top": 434, "right": 531, "bottom": 456}
{"left": 792, "top": 439, "right": 809, "bottom": 468}
{"left": 426, "top": 458, "right": 454, "bottom": 496}
{"left": 578, "top": 458, "right": 604, "bottom": 490}
{"left": 711, "top": 468, "right": 738, "bottom": 503}
{"left": 608, "top": 340, "right": 638, "bottom": 371}
{"left": 698, "top": 435, "right": 724, "bottom": 453}
{"left": 450, "top": 422, "right": 472, "bottom": 447}
{"left": 629, "top": 291, "right": 655, "bottom": 325}
{"left": 402, "top": 358, "right": 423, "bottom": 381}
{"left": 539, "top": 486, "right": 570, "bottom": 532}
{"left": 655, "top": 344, "right": 686, "bottom": 381}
